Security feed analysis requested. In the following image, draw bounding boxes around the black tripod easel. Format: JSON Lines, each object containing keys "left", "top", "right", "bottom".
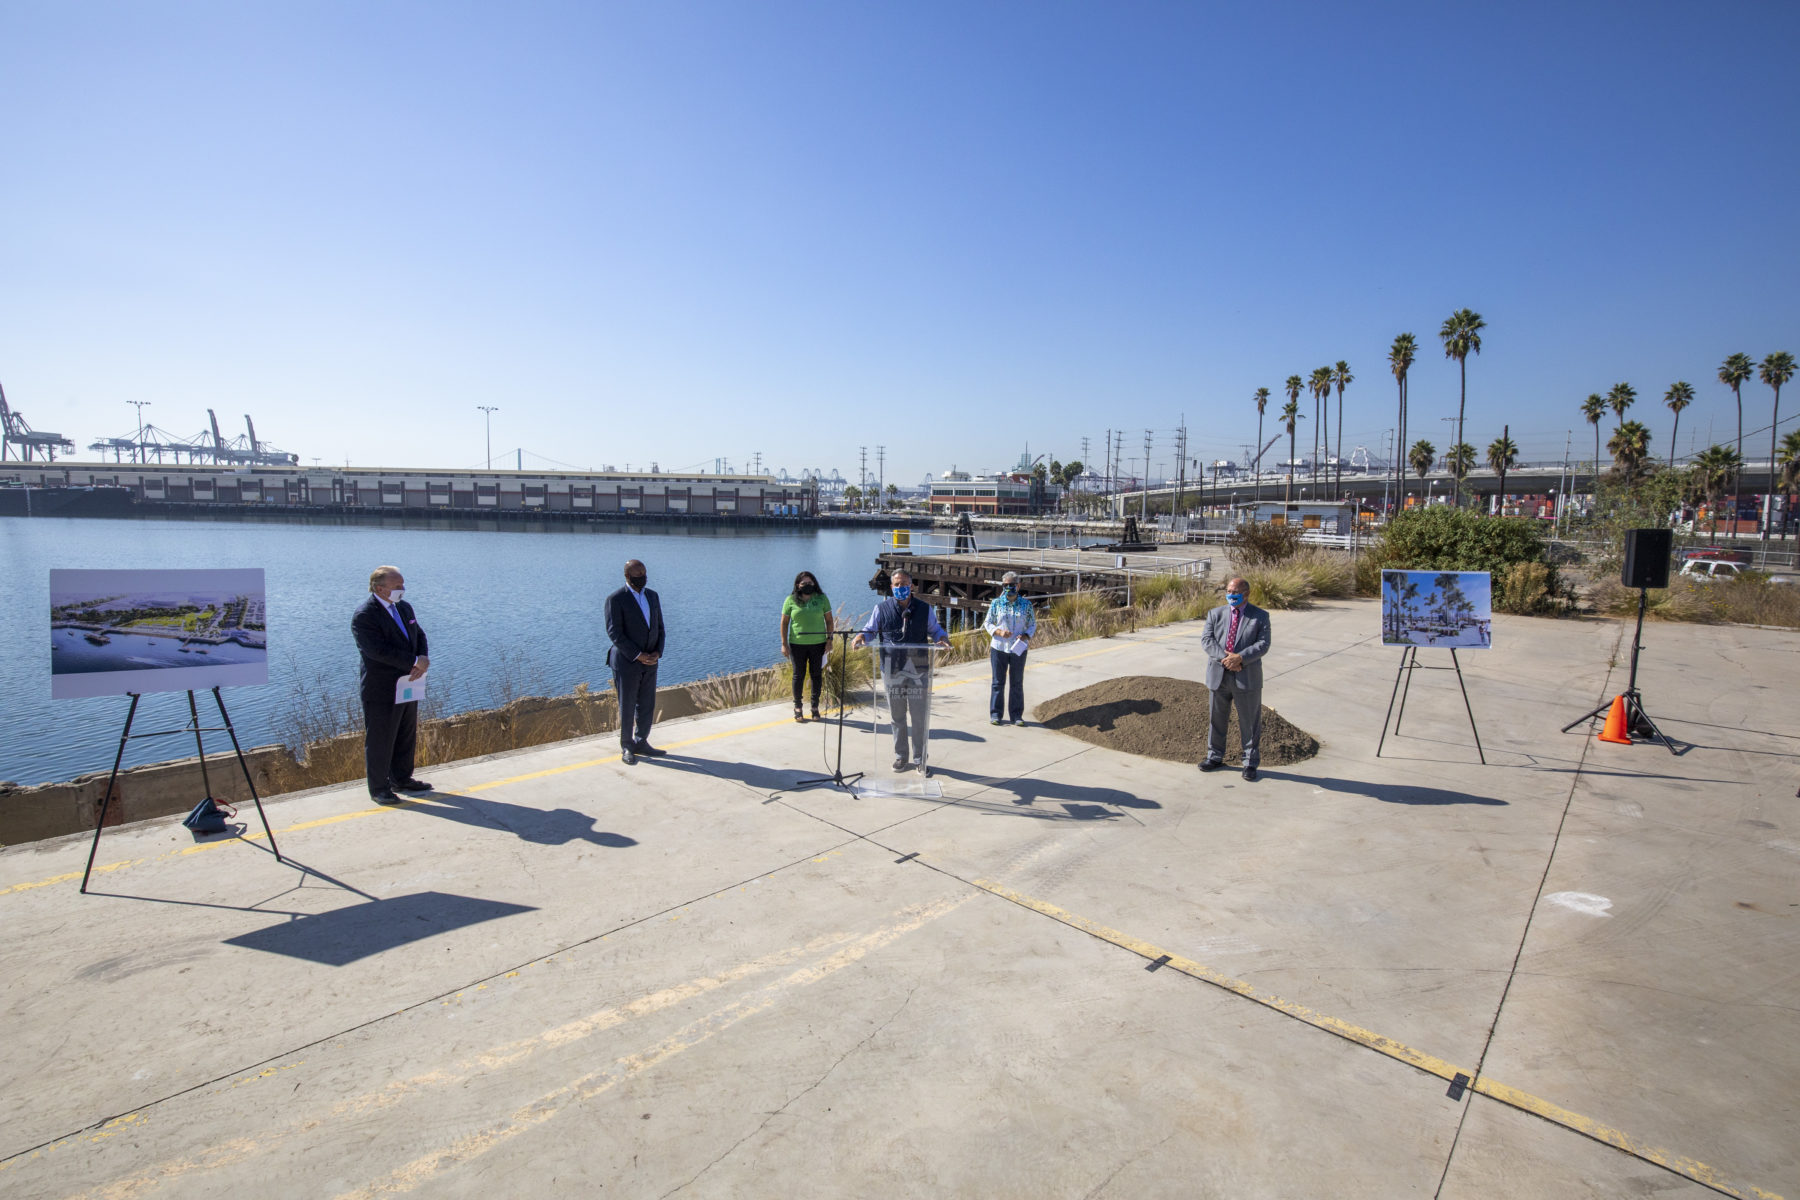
{"left": 80, "top": 686, "right": 283, "bottom": 893}
{"left": 1376, "top": 646, "right": 1486, "bottom": 764}
{"left": 1560, "top": 586, "right": 1676, "bottom": 753}
{"left": 794, "top": 630, "right": 864, "bottom": 792}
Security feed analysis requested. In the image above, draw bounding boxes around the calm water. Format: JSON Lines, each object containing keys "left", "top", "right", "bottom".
{"left": 0, "top": 516, "right": 1038, "bottom": 786}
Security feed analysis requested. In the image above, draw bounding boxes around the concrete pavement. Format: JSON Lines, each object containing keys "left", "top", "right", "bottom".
{"left": 1, "top": 600, "right": 1795, "bottom": 1198}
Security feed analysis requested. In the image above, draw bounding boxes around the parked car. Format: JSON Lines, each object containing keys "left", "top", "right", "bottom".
{"left": 1680, "top": 545, "right": 1751, "bottom": 565}
{"left": 1678, "top": 558, "right": 1744, "bottom": 583}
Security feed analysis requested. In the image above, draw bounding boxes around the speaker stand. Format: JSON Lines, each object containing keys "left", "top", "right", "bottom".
{"left": 1560, "top": 586, "right": 1676, "bottom": 753}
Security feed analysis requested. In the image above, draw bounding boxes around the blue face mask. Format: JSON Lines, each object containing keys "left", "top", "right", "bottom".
{"left": 894, "top": 585, "right": 912, "bottom": 603}
{"left": 1002, "top": 585, "right": 1016, "bottom": 598}
{"left": 1227, "top": 592, "right": 1246, "bottom": 607}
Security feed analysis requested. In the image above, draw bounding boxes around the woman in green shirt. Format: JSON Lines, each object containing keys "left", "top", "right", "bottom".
{"left": 780, "top": 571, "right": 835, "bottom": 721}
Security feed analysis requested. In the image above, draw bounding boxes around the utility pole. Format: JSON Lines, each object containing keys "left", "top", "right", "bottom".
{"left": 859, "top": 446, "right": 868, "bottom": 509}
{"left": 1142, "top": 430, "right": 1153, "bottom": 521}
{"left": 477, "top": 406, "right": 498, "bottom": 469}
{"left": 1173, "top": 421, "right": 1187, "bottom": 518}
{"left": 127, "top": 400, "right": 151, "bottom": 464}
{"left": 1103, "top": 430, "right": 1113, "bottom": 497}
{"left": 876, "top": 445, "right": 885, "bottom": 495}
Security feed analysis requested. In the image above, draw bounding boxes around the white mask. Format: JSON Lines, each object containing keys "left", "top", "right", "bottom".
{"left": 388, "top": 589, "right": 405, "bottom": 604}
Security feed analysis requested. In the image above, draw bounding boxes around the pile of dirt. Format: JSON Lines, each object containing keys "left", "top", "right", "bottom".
{"left": 1033, "top": 675, "right": 1319, "bottom": 766}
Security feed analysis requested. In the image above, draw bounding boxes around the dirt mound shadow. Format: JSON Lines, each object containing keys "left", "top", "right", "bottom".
{"left": 1034, "top": 675, "right": 1319, "bottom": 766}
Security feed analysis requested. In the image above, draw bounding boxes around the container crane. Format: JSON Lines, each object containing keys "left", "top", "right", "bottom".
{"left": 0, "top": 381, "right": 76, "bottom": 461}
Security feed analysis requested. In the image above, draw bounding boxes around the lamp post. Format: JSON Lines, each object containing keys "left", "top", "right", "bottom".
{"left": 477, "top": 406, "right": 498, "bottom": 469}
{"left": 127, "top": 400, "right": 151, "bottom": 463}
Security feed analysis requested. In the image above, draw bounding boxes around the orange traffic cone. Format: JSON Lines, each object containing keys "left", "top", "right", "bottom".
{"left": 1598, "top": 695, "right": 1633, "bottom": 745}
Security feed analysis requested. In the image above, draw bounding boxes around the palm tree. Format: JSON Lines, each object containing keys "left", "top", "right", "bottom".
{"left": 1308, "top": 366, "right": 1332, "bottom": 484}
{"left": 1582, "top": 393, "right": 1607, "bottom": 475}
{"left": 1720, "top": 352, "right": 1754, "bottom": 532}
{"left": 1408, "top": 440, "right": 1435, "bottom": 497}
{"left": 1389, "top": 333, "right": 1417, "bottom": 507}
{"left": 1253, "top": 387, "right": 1270, "bottom": 478}
{"left": 1608, "top": 419, "right": 1652, "bottom": 485}
{"left": 1439, "top": 308, "right": 1486, "bottom": 504}
{"left": 1331, "top": 360, "right": 1352, "bottom": 495}
{"left": 1760, "top": 352, "right": 1796, "bottom": 546}
{"left": 1607, "top": 381, "right": 1637, "bottom": 425}
{"left": 1663, "top": 381, "right": 1693, "bottom": 468}
{"left": 1445, "top": 442, "right": 1476, "bottom": 487}
{"left": 1280, "top": 397, "right": 1303, "bottom": 504}
{"left": 1690, "top": 444, "right": 1742, "bottom": 536}
{"left": 1486, "top": 434, "right": 1519, "bottom": 510}
{"left": 1283, "top": 374, "right": 1304, "bottom": 491}
{"left": 1779, "top": 428, "right": 1800, "bottom": 539}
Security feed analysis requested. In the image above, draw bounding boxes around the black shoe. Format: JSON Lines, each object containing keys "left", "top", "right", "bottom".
{"left": 810, "top": 708, "right": 823, "bottom": 721}
{"left": 1242, "top": 766, "right": 1259, "bottom": 782}
{"left": 621, "top": 747, "right": 637, "bottom": 765}
{"left": 633, "top": 741, "right": 667, "bottom": 758}
{"left": 372, "top": 788, "right": 403, "bottom": 805}
{"left": 893, "top": 757, "right": 911, "bottom": 772}
{"left": 991, "top": 718, "right": 1004, "bottom": 726}
{"left": 1198, "top": 759, "right": 1224, "bottom": 773}
{"left": 394, "top": 778, "right": 433, "bottom": 793}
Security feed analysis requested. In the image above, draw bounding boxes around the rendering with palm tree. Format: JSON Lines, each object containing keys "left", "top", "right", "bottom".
{"left": 1331, "top": 360, "right": 1352, "bottom": 494}
{"left": 1608, "top": 420, "right": 1652, "bottom": 485}
{"left": 1253, "top": 387, "right": 1270, "bottom": 477}
{"left": 1582, "top": 393, "right": 1607, "bottom": 473}
{"left": 1280, "top": 396, "right": 1302, "bottom": 503}
{"left": 1308, "top": 366, "right": 1332, "bottom": 483}
{"left": 1719, "top": 352, "right": 1754, "bottom": 530}
{"left": 1486, "top": 433, "right": 1519, "bottom": 507}
{"left": 1438, "top": 308, "right": 1485, "bottom": 504}
{"left": 1760, "top": 352, "right": 1796, "bottom": 545}
{"left": 1663, "top": 381, "right": 1693, "bottom": 467}
{"left": 1389, "top": 333, "right": 1416, "bottom": 505}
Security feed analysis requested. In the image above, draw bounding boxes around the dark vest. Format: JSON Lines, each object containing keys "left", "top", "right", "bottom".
{"left": 873, "top": 597, "right": 931, "bottom": 644}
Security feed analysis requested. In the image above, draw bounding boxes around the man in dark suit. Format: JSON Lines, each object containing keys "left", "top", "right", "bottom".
{"left": 605, "top": 558, "right": 666, "bottom": 765}
{"left": 351, "top": 565, "right": 432, "bottom": 804}
{"left": 1199, "top": 576, "right": 1271, "bottom": 782}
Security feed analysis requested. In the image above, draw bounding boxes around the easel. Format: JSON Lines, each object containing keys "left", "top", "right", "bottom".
{"left": 80, "top": 686, "right": 282, "bottom": 893}
{"left": 794, "top": 631, "right": 864, "bottom": 793}
{"left": 1376, "top": 646, "right": 1485, "bottom": 764}
{"left": 1559, "top": 585, "right": 1676, "bottom": 753}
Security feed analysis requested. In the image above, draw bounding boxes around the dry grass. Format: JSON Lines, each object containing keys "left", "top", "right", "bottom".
{"left": 1589, "top": 577, "right": 1717, "bottom": 623}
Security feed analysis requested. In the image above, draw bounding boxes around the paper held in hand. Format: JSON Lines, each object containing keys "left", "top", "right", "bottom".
{"left": 395, "top": 675, "right": 426, "bottom": 705}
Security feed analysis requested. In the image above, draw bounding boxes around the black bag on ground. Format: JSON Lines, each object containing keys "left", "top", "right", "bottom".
{"left": 182, "top": 797, "right": 237, "bottom": 834}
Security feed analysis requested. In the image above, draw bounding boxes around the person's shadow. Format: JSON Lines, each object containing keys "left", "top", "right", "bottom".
{"left": 1039, "top": 699, "right": 1163, "bottom": 734}
{"left": 927, "top": 765, "right": 1162, "bottom": 817}
{"left": 1256, "top": 771, "right": 1506, "bottom": 806}
{"left": 394, "top": 791, "right": 639, "bottom": 847}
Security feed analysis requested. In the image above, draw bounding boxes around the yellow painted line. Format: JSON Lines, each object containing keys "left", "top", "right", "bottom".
{"left": 973, "top": 878, "right": 1467, "bottom": 1083}
{"left": 972, "top": 879, "right": 1785, "bottom": 1200}
{"left": 0, "top": 858, "right": 141, "bottom": 896}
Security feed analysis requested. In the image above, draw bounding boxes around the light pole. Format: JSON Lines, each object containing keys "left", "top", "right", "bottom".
{"left": 128, "top": 401, "right": 151, "bottom": 463}
{"left": 477, "top": 406, "right": 498, "bottom": 469}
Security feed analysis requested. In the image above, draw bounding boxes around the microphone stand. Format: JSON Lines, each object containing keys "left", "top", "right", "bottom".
{"left": 795, "top": 630, "right": 864, "bottom": 791}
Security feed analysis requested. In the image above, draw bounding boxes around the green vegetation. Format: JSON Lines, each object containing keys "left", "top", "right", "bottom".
{"left": 1360, "top": 507, "right": 1559, "bottom": 615}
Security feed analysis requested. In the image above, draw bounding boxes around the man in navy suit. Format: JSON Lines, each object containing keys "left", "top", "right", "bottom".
{"left": 1198, "top": 576, "right": 1271, "bottom": 782}
{"left": 351, "top": 565, "right": 432, "bottom": 804}
{"left": 605, "top": 558, "right": 666, "bottom": 765}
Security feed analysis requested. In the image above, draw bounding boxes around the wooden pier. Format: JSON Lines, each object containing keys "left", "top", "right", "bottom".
{"left": 871, "top": 541, "right": 1214, "bottom": 628}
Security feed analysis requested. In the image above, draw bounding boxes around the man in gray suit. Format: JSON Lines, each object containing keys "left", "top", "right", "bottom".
{"left": 1199, "top": 576, "right": 1271, "bottom": 781}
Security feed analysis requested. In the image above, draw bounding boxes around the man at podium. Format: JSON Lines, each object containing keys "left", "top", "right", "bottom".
{"left": 852, "top": 569, "right": 950, "bottom": 771}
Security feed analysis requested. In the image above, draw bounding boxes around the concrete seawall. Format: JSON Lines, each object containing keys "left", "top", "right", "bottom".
{"left": 0, "top": 681, "right": 710, "bottom": 846}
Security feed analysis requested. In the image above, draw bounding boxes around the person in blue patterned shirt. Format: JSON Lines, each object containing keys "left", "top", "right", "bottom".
{"left": 982, "top": 572, "right": 1037, "bottom": 725}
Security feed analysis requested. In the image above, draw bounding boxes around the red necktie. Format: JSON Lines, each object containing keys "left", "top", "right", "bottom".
{"left": 1227, "top": 607, "right": 1240, "bottom": 652}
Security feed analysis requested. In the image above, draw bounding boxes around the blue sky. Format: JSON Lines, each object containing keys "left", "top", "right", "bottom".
{"left": 3, "top": 1, "right": 1796, "bottom": 486}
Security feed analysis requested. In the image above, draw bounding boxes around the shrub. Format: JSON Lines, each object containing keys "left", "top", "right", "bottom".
{"left": 1250, "top": 566, "right": 1317, "bottom": 610}
{"left": 1287, "top": 547, "right": 1354, "bottom": 599}
{"left": 1589, "top": 577, "right": 1716, "bottom": 623}
{"left": 1370, "top": 506, "right": 1549, "bottom": 575}
{"left": 1495, "top": 561, "right": 1556, "bottom": 615}
{"left": 1707, "top": 576, "right": 1800, "bottom": 628}
{"left": 1227, "top": 520, "right": 1304, "bottom": 568}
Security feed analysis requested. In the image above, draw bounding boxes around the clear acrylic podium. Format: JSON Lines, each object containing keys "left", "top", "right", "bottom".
{"left": 856, "top": 640, "right": 948, "bottom": 798}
